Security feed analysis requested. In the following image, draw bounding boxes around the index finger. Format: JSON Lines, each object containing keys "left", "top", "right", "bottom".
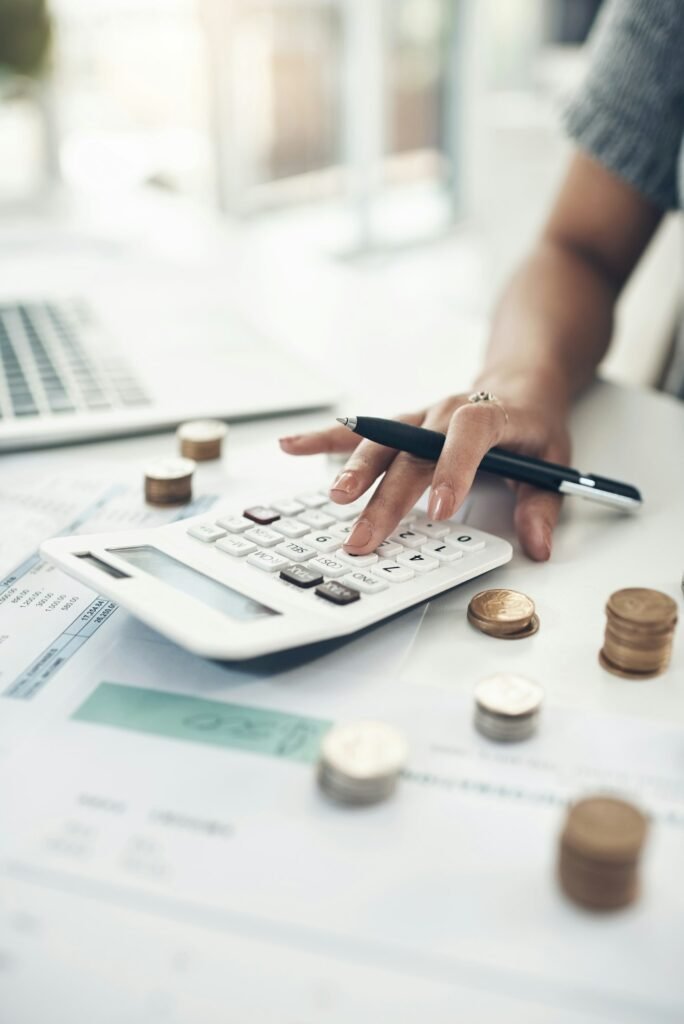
{"left": 279, "top": 425, "right": 359, "bottom": 455}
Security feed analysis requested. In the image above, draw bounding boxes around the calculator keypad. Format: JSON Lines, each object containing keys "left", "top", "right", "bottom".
{"left": 186, "top": 490, "right": 489, "bottom": 606}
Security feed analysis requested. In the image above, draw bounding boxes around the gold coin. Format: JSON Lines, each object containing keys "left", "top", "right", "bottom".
{"left": 562, "top": 796, "right": 648, "bottom": 864}
{"left": 606, "top": 588, "right": 678, "bottom": 628}
{"left": 467, "top": 609, "right": 540, "bottom": 640}
{"left": 468, "top": 589, "right": 535, "bottom": 629}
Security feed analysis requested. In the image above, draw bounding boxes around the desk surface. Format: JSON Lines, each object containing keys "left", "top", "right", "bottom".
{"left": 1, "top": 376, "right": 683, "bottom": 1024}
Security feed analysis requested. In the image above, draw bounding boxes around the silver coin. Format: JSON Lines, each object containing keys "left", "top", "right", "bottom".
{"left": 474, "top": 706, "right": 539, "bottom": 743}
{"left": 176, "top": 420, "right": 228, "bottom": 443}
{"left": 318, "top": 720, "right": 407, "bottom": 805}
{"left": 474, "top": 673, "right": 544, "bottom": 719}
{"left": 320, "top": 720, "right": 407, "bottom": 780}
{"left": 144, "top": 457, "right": 196, "bottom": 481}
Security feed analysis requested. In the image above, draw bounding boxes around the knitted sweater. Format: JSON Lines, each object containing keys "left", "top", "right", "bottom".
{"left": 564, "top": 0, "right": 684, "bottom": 394}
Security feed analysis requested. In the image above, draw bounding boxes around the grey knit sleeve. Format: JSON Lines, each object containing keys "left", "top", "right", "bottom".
{"left": 564, "top": 0, "right": 684, "bottom": 210}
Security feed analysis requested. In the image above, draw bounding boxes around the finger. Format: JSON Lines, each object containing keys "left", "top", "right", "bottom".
{"left": 328, "top": 411, "right": 425, "bottom": 504}
{"left": 513, "top": 486, "right": 562, "bottom": 561}
{"left": 279, "top": 426, "right": 358, "bottom": 455}
{"left": 426, "top": 401, "right": 507, "bottom": 520}
{"left": 513, "top": 438, "right": 570, "bottom": 561}
{"left": 343, "top": 409, "right": 442, "bottom": 553}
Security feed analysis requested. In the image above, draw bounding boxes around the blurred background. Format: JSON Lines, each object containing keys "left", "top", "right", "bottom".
{"left": 0, "top": 0, "right": 679, "bottom": 393}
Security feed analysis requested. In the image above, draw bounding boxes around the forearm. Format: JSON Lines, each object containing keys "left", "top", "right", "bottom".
{"left": 475, "top": 239, "right": 619, "bottom": 412}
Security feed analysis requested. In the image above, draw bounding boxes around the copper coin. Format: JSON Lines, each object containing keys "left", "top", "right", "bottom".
{"left": 468, "top": 588, "right": 535, "bottom": 629}
{"left": 468, "top": 609, "right": 540, "bottom": 640}
{"left": 562, "top": 796, "right": 648, "bottom": 864}
{"left": 606, "top": 588, "right": 678, "bottom": 628}
{"left": 598, "top": 649, "right": 670, "bottom": 680}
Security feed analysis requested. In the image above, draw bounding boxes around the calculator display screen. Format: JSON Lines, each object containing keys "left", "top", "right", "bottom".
{"left": 108, "top": 546, "right": 279, "bottom": 621}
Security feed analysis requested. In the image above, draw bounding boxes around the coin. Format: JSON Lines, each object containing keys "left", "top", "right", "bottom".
{"left": 317, "top": 720, "right": 407, "bottom": 805}
{"left": 467, "top": 609, "right": 540, "bottom": 640}
{"left": 144, "top": 457, "right": 195, "bottom": 506}
{"left": 469, "top": 589, "right": 535, "bottom": 630}
{"left": 557, "top": 795, "right": 648, "bottom": 911}
{"left": 177, "top": 419, "right": 228, "bottom": 461}
{"left": 600, "top": 587, "right": 678, "bottom": 678}
{"left": 607, "top": 588, "right": 677, "bottom": 627}
{"left": 563, "top": 796, "right": 648, "bottom": 863}
{"left": 474, "top": 673, "right": 544, "bottom": 741}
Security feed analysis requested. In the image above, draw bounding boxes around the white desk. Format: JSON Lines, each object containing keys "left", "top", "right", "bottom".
{"left": 0, "top": 377, "right": 683, "bottom": 1024}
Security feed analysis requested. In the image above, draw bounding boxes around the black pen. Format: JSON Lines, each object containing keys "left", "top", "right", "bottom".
{"left": 336, "top": 416, "right": 642, "bottom": 511}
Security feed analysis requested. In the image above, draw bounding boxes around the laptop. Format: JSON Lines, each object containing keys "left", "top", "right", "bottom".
{"left": 0, "top": 296, "right": 336, "bottom": 451}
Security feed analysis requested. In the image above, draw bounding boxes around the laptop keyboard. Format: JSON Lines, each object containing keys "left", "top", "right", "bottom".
{"left": 0, "top": 301, "right": 150, "bottom": 419}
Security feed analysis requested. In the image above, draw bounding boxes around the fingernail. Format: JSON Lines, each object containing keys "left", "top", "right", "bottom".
{"left": 428, "top": 484, "right": 455, "bottom": 520}
{"left": 531, "top": 524, "right": 552, "bottom": 561}
{"left": 279, "top": 435, "right": 301, "bottom": 444}
{"left": 540, "top": 526, "right": 552, "bottom": 560}
{"left": 345, "top": 518, "right": 373, "bottom": 549}
{"left": 330, "top": 471, "right": 357, "bottom": 495}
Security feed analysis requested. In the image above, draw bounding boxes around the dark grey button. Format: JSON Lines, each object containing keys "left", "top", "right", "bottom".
{"left": 243, "top": 506, "right": 280, "bottom": 525}
{"left": 315, "top": 580, "right": 360, "bottom": 605}
{"left": 280, "top": 565, "right": 323, "bottom": 589}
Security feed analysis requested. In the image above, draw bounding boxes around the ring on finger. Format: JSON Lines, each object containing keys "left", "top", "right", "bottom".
{"left": 467, "top": 390, "right": 509, "bottom": 426}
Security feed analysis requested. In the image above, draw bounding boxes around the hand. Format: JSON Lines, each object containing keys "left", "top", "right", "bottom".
{"left": 279, "top": 390, "right": 571, "bottom": 561}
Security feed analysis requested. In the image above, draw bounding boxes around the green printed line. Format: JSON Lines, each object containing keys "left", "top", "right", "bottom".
{"left": 73, "top": 683, "right": 332, "bottom": 764}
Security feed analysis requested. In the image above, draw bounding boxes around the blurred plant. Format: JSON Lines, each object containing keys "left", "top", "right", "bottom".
{"left": 0, "top": 0, "right": 51, "bottom": 79}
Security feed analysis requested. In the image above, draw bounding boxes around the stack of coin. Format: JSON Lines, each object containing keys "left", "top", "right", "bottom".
{"left": 144, "top": 457, "right": 195, "bottom": 506}
{"left": 317, "top": 720, "right": 407, "bottom": 806}
{"left": 474, "top": 673, "right": 544, "bottom": 742}
{"left": 177, "top": 419, "right": 228, "bottom": 461}
{"left": 600, "top": 588, "right": 678, "bottom": 679}
{"left": 558, "top": 796, "right": 648, "bottom": 911}
{"left": 467, "top": 588, "right": 539, "bottom": 639}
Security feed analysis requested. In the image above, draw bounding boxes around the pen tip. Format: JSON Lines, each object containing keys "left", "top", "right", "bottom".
{"left": 336, "top": 417, "right": 348, "bottom": 426}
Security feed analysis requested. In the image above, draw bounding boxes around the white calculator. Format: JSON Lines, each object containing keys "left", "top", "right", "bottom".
{"left": 41, "top": 490, "right": 513, "bottom": 660}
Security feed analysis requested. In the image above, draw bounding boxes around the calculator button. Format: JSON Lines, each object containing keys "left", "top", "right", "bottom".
{"left": 280, "top": 565, "right": 323, "bottom": 588}
{"left": 319, "top": 502, "right": 363, "bottom": 522}
{"left": 396, "top": 551, "right": 439, "bottom": 573}
{"left": 271, "top": 517, "right": 310, "bottom": 539}
{"left": 305, "top": 533, "right": 340, "bottom": 554}
{"left": 243, "top": 506, "right": 280, "bottom": 525}
{"left": 449, "top": 529, "right": 486, "bottom": 552}
{"left": 329, "top": 523, "right": 354, "bottom": 540}
{"left": 372, "top": 560, "right": 415, "bottom": 583}
{"left": 411, "top": 516, "right": 451, "bottom": 539}
{"left": 421, "top": 539, "right": 463, "bottom": 563}
{"left": 217, "top": 535, "right": 257, "bottom": 557}
{"left": 247, "top": 550, "right": 290, "bottom": 573}
{"left": 298, "top": 509, "right": 335, "bottom": 530}
{"left": 297, "top": 492, "right": 328, "bottom": 508}
{"left": 308, "top": 555, "right": 349, "bottom": 578}
{"left": 215, "top": 515, "right": 252, "bottom": 534}
{"left": 341, "top": 570, "right": 388, "bottom": 594}
{"left": 336, "top": 549, "right": 379, "bottom": 567}
{"left": 315, "top": 580, "right": 360, "bottom": 605}
{"left": 375, "top": 538, "right": 402, "bottom": 559}
{"left": 244, "top": 526, "right": 282, "bottom": 548}
{"left": 272, "top": 498, "right": 305, "bottom": 516}
{"left": 388, "top": 528, "right": 426, "bottom": 549}
{"left": 187, "top": 523, "right": 227, "bottom": 543}
{"left": 274, "top": 540, "right": 316, "bottom": 563}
